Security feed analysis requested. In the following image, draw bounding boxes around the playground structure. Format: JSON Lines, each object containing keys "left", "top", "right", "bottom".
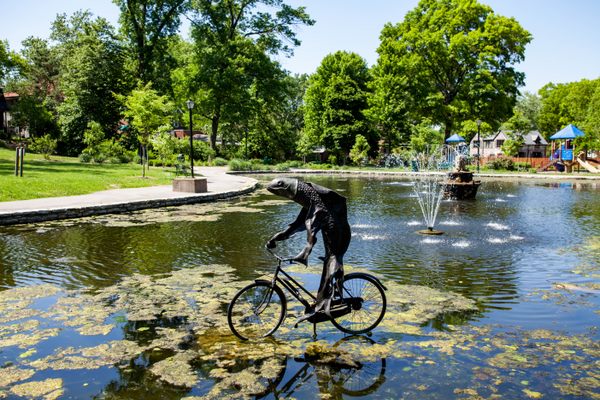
{"left": 538, "top": 124, "right": 599, "bottom": 173}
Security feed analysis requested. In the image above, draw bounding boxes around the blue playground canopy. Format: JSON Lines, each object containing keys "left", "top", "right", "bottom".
{"left": 549, "top": 124, "right": 585, "bottom": 140}
{"left": 446, "top": 133, "right": 465, "bottom": 143}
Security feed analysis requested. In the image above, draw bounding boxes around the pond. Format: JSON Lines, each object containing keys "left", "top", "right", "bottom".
{"left": 0, "top": 175, "right": 599, "bottom": 399}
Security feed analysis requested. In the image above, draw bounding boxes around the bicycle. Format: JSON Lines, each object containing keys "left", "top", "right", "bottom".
{"left": 227, "top": 248, "right": 387, "bottom": 341}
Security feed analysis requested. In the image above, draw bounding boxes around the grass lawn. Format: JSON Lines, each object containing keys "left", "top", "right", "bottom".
{"left": 0, "top": 148, "right": 175, "bottom": 202}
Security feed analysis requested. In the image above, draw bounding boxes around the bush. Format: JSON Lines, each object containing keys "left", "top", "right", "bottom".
{"left": 228, "top": 158, "right": 254, "bottom": 171}
{"left": 514, "top": 162, "right": 531, "bottom": 170}
{"left": 212, "top": 157, "right": 229, "bottom": 166}
{"left": 349, "top": 134, "right": 370, "bottom": 166}
{"left": 79, "top": 152, "right": 92, "bottom": 163}
{"left": 487, "top": 156, "right": 515, "bottom": 171}
{"left": 378, "top": 153, "right": 405, "bottom": 168}
{"left": 29, "top": 134, "right": 57, "bottom": 160}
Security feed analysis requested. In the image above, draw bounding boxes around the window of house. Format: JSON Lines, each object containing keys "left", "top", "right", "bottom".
{"left": 496, "top": 140, "right": 504, "bottom": 147}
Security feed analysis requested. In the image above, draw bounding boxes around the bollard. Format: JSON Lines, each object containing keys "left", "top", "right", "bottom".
{"left": 15, "top": 147, "right": 20, "bottom": 176}
{"left": 20, "top": 147, "right": 24, "bottom": 177}
{"left": 14, "top": 147, "right": 25, "bottom": 177}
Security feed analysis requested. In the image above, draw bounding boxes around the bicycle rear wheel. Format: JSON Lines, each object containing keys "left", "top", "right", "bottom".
{"left": 329, "top": 273, "right": 386, "bottom": 335}
{"left": 228, "top": 281, "right": 287, "bottom": 341}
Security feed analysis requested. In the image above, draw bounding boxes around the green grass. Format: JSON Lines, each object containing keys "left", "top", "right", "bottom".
{"left": 0, "top": 148, "right": 175, "bottom": 202}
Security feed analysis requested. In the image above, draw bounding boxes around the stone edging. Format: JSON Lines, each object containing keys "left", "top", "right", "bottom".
{"left": 229, "top": 169, "right": 600, "bottom": 180}
{"left": 0, "top": 181, "right": 259, "bottom": 227}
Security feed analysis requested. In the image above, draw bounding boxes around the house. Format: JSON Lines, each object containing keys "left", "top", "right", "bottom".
{"left": 469, "top": 130, "right": 548, "bottom": 158}
{"left": 0, "top": 88, "right": 21, "bottom": 138}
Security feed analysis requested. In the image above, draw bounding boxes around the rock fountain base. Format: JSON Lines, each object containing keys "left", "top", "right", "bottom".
{"left": 417, "top": 228, "right": 444, "bottom": 235}
{"left": 443, "top": 171, "right": 481, "bottom": 200}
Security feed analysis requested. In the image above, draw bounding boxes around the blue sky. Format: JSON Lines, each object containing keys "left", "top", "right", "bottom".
{"left": 2, "top": 0, "right": 599, "bottom": 94}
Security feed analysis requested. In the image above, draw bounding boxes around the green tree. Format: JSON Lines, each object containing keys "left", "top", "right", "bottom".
{"left": 0, "top": 40, "right": 22, "bottom": 86}
{"left": 538, "top": 78, "right": 600, "bottom": 150}
{"left": 303, "top": 51, "right": 373, "bottom": 164}
{"left": 349, "top": 134, "right": 370, "bottom": 166}
{"left": 187, "top": 0, "right": 314, "bottom": 152}
{"left": 583, "top": 84, "right": 600, "bottom": 151}
{"left": 8, "top": 37, "right": 61, "bottom": 141}
{"left": 114, "top": 0, "right": 187, "bottom": 91}
{"left": 51, "top": 11, "right": 129, "bottom": 155}
{"left": 29, "top": 134, "right": 58, "bottom": 160}
{"left": 410, "top": 119, "right": 444, "bottom": 153}
{"left": 501, "top": 132, "right": 524, "bottom": 156}
{"left": 377, "top": 0, "right": 531, "bottom": 138}
{"left": 118, "top": 83, "right": 173, "bottom": 176}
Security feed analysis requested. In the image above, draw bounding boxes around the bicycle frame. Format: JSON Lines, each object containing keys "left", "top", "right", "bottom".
{"left": 267, "top": 253, "right": 316, "bottom": 312}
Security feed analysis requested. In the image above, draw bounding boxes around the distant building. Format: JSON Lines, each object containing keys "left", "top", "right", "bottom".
{"left": 469, "top": 130, "right": 548, "bottom": 158}
{"left": 0, "top": 89, "right": 23, "bottom": 138}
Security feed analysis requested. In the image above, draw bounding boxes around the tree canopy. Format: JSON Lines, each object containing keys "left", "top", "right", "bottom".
{"left": 302, "top": 51, "right": 373, "bottom": 164}
{"left": 375, "top": 0, "right": 532, "bottom": 138}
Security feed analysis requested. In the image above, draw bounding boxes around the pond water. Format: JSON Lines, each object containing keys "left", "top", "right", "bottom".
{"left": 0, "top": 175, "right": 599, "bottom": 399}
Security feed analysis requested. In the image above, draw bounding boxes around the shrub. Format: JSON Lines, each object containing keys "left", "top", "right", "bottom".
{"left": 79, "top": 151, "right": 92, "bottom": 163}
{"left": 379, "top": 153, "right": 405, "bottom": 168}
{"left": 487, "top": 156, "right": 515, "bottom": 171}
{"left": 29, "top": 134, "right": 57, "bottom": 160}
{"left": 212, "top": 157, "right": 229, "bottom": 166}
{"left": 228, "top": 158, "right": 254, "bottom": 171}
{"left": 349, "top": 134, "right": 370, "bottom": 166}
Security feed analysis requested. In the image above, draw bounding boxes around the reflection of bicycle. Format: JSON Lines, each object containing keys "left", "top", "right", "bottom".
{"left": 257, "top": 336, "right": 387, "bottom": 399}
{"left": 227, "top": 248, "right": 387, "bottom": 340}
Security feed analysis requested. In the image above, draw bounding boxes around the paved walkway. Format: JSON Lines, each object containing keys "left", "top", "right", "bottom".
{"left": 0, "top": 167, "right": 258, "bottom": 226}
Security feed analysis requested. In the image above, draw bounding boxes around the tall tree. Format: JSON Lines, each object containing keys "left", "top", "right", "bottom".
{"left": 303, "top": 51, "right": 373, "bottom": 164}
{"left": 539, "top": 78, "right": 600, "bottom": 150}
{"left": 114, "top": 0, "right": 188, "bottom": 91}
{"left": 188, "top": 0, "right": 314, "bottom": 152}
{"left": 0, "top": 40, "right": 22, "bottom": 86}
{"left": 8, "top": 37, "right": 62, "bottom": 140}
{"left": 376, "top": 0, "right": 531, "bottom": 138}
{"left": 51, "top": 11, "right": 128, "bottom": 155}
{"left": 118, "top": 82, "right": 173, "bottom": 176}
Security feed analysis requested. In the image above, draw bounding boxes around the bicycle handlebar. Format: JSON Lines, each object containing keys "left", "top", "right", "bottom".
{"left": 265, "top": 246, "right": 296, "bottom": 264}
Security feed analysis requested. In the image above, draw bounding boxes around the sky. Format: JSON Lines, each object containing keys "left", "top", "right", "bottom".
{"left": 2, "top": 0, "right": 599, "bottom": 94}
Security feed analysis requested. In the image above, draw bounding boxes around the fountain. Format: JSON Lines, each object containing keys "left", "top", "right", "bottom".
{"left": 443, "top": 154, "right": 481, "bottom": 200}
{"left": 411, "top": 150, "right": 446, "bottom": 235}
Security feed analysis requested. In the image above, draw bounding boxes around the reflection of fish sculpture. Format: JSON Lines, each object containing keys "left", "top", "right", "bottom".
{"left": 267, "top": 178, "right": 351, "bottom": 322}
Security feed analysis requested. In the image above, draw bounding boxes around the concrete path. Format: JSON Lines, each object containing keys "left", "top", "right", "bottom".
{"left": 0, "top": 167, "right": 258, "bottom": 226}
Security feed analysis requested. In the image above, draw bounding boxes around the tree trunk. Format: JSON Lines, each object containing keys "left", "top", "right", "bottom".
{"left": 444, "top": 121, "right": 452, "bottom": 140}
{"left": 210, "top": 110, "right": 220, "bottom": 153}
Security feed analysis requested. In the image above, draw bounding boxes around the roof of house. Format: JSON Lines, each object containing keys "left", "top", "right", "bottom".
{"left": 523, "top": 131, "right": 548, "bottom": 145}
{"left": 469, "top": 130, "right": 548, "bottom": 146}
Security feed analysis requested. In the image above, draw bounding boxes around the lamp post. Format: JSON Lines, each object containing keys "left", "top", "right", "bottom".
{"left": 186, "top": 100, "right": 195, "bottom": 178}
{"left": 476, "top": 119, "right": 482, "bottom": 173}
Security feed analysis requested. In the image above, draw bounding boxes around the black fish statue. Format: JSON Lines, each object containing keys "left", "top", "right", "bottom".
{"left": 266, "top": 177, "right": 351, "bottom": 323}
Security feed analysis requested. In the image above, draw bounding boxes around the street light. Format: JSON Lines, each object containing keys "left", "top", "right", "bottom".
{"left": 186, "top": 100, "right": 195, "bottom": 178}
{"left": 476, "top": 119, "right": 482, "bottom": 173}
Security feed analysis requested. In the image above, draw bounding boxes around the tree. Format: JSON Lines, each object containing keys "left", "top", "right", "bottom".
{"left": 187, "top": 0, "right": 314, "bottom": 152}
{"left": 118, "top": 83, "right": 173, "bottom": 176}
{"left": 376, "top": 0, "right": 532, "bottom": 138}
{"left": 303, "top": 51, "right": 373, "bottom": 164}
{"left": 410, "top": 119, "right": 444, "bottom": 153}
{"left": 8, "top": 37, "right": 61, "bottom": 141}
{"left": 114, "top": 0, "right": 188, "bottom": 91}
{"left": 51, "top": 11, "right": 129, "bottom": 155}
{"left": 0, "top": 40, "right": 22, "bottom": 86}
{"left": 501, "top": 132, "right": 524, "bottom": 156}
{"left": 583, "top": 84, "right": 600, "bottom": 151}
{"left": 538, "top": 78, "right": 600, "bottom": 148}
{"left": 349, "top": 134, "right": 370, "bottom": 166}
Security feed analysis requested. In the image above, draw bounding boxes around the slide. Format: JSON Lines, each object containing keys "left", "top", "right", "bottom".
{"left": 576, "top": 157, "right": 600, "bottom": 173}
{"left": 537, "top": 159, "right": 558, "bottom": 172}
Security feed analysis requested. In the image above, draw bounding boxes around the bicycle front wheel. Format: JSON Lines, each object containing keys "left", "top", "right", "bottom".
{"left": 330, "top": 273, "right": 386, "bottom": 335}
{"left": 228, "top": 281, "right": 287, "bottom": 341}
